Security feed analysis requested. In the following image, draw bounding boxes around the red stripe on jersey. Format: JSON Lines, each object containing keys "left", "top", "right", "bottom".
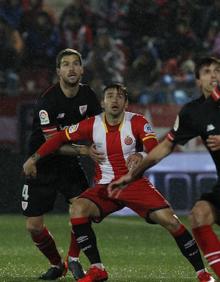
{"left": 211, "top": 86, "right": 220, "bottom": 101}
{"left": 143, "top": 137, "right": 158, "bottom": 153}
{"left": 167, "top": 132, "right": 174, "bottom": 141}
{"left": 94, "top": 162, "right": 102, "bottom": 183}
{"left": 42, "top": 125, "right": 57, "bottom": 130}
{"left": 106, "top": 131, "right": 128, "bottom": 180}
{"left": 42, "top": 127, "right": 57, "bottom": 134}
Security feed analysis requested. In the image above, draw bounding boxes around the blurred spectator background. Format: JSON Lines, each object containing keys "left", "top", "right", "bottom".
{"left": 0, "top": 0, "right": 218, "bottom": 101}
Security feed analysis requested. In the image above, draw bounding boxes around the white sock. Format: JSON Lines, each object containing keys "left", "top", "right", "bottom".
{"left": 91, "top": 263, "right": 105, "bottom": 270}
{"left": 68, "top": 256, "right": 80, "bottom": 262}
{"left": 196, "top": 268, "right": 206, "bottom": 276}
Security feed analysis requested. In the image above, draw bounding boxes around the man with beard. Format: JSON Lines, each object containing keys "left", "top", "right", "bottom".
{"left": 21, "top": 49, "right": 103, "bottom": 280}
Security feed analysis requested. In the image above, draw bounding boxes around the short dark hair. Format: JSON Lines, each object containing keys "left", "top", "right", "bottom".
{"left": 103, "top": 83, "right": 128, "bottom": 100}
{"left": 195, "top": 56, "right": 220, "bottom": 79}
{"left": 56, "top": 48, "right": 82, "bottom": 68}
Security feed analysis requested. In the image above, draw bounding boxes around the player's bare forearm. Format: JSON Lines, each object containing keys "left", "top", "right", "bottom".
{"left": 31, "top": 152, "right": 41, "bottom": 162}
{"left": 108, "top": 139, "right": 174, "bottom": 194}
{"left": 131, "top": 138, "right": 174, "bottom": 179}
{"left": 23, "top": 152, "right": 41, "bottom": 177}
{"left": 126, "top": 152, "right": 144, "bottom": 171}
{"left": 58, "top": 143, "right": 105, "bottom": 162}
{"left": 57, "top": 144, "right": 89, "bottom": 156}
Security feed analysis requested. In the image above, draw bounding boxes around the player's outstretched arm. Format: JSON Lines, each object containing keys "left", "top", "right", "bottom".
{"left": 57, "top": 143, "right": 105, "bottom": 163}
{"left": 130, "top": 138, "right": 174, "bottom": 178}
{"left": 126, "top": 152, "right": 144, "bottom": 171}
{"left": 108, "top": 138, "right": 174, "bottom": 196}
{"left": 23, "top": 130, "right": 69, "bottom": 177}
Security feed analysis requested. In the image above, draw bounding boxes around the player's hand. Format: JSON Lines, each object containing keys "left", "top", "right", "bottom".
{"left": 207, "top": 135, "right": 220, "bottom": 151}
{"left": 23, "top": 157, "right": 37, "bottom": 177}
{"left": 126, "top": 153, "right": 143, "bottom": 171}
{"left": 107, "top": 174, "right": 132, "bottom": 198}
{"left": 88, "top": 144, "right": 105, "bottom": 163}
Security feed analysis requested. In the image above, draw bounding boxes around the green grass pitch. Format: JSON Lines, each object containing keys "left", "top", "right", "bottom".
{"left": 0, "top": 214, "right": 217, "bottom": 282}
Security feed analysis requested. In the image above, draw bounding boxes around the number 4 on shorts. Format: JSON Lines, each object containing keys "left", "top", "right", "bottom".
{"left": 22, "top": 184, "right": 29, "bottom": 201}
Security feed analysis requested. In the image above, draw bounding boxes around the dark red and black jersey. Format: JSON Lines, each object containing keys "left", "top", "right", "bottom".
{"left": 28, "top": 83, "right": 102, "bottom": 155}
{"left": 167, "top": 95, "right": 220, "bottom": 179}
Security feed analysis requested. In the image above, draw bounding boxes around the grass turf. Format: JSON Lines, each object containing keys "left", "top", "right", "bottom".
{"left": 0, "top": 214, "right": 217, "bottom": 281}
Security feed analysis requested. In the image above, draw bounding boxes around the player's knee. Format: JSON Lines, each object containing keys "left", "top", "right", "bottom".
{"left": 189, "top": 207, "right": 204, "bottom": 227}
{"left": 26, "top": 220, "right": 44, "bottom": 235}
{"left": 71, "top": 198, "right": 92, "bottom": 218}
{"left": 150, "top": 208, "right": 180, "bottom": 232}
{"left": 164, "top": 215, "right": 181, "bottom": 233}
{"left": 188, "top": 201, "right": 212, "bottom": 227}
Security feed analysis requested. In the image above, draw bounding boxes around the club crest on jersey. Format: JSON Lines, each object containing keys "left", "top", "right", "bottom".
{"left": 22, "top": 201, "right": 28, "bottom": 210}
{"left": 144, "top": 123, "right": 153, "bottom": 133}
{"left": 206, "top": 124, "right": 215, "bottom": 132}
{"left": 79, "top": 105, "right": 87, "bottom": 115}
{"left": 68, "top": 123, "right": 79, "bottom": 134}
{"left": 124, "top": 136, "right": 133, "bottom": 145}
{"left": 39, "top": 110, "right": 50, "bottom": 125}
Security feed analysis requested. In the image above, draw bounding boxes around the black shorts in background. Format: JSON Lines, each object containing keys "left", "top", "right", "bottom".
{"left": 200, "top": 183, "right": 220, "bottom": 224}
{"left": 200, "top": 183, "right": 220, "bottom": 208}
{"left": 21, "top": 156, "right": 89, "bottom": 216}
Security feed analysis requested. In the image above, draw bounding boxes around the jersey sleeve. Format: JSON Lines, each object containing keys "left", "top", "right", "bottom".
{"left": 86, "top": 88, "right": 102, "bottom": 117}
{"left": 65, "top": 117, "right": 94, "bottom": 142}
{"left": 37, "top": 117, "right": 94, "bottom": 158}
{"left": 167, "top": 106, "right": 198, "bottom": 145}
{"left": 132, "top": 115, "right": 158, "bottom": 153}
{"left": 35, "top": 97, "right": 58, "bottom": 137}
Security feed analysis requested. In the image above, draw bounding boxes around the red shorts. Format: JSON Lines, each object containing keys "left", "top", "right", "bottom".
{"left": 79, "top": 177, "right": 170, "bottom": 222}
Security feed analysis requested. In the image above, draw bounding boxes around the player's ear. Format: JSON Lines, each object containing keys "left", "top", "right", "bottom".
{"left": 125, "top": 99, "right": 128, "bottom": 109}
{"left": 56, "top": 68, "right": 60, "bottom": 77}
{"left": 101, "top": 100, "right": 105, "bottom": 109}
{"left": 196, "top": 78, "right": 201, "bottom": 88}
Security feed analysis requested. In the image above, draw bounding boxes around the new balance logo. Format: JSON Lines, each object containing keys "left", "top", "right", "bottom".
{"left": 56, "top": 113, "right": 65, "bottom": 119}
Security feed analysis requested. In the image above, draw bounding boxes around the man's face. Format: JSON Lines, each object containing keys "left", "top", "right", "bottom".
{"left": 197, "top": 62, "right": 220, "bottom": 95}
{"left": 102, "top": 88, "right": 127, "bottom": 117}
{"left": 57, "top": 54, "right": 83, "bottom": 87}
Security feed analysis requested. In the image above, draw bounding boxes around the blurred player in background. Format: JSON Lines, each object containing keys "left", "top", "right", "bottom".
{"left": 109, "top": 56, "right": 220, "bottom": 280}
{"left": 21, "top": 48, "right": 104, "bottom": 280}
{"left": 23, "top": 83, "right": 214, "bottom": 282}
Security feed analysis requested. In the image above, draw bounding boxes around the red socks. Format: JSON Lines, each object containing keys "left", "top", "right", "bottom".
{"left": 68, "top": 230, "right": 80, "bottom": 258}
{"left": 31, "top": 227, "right": 62, "bottom": 266}
{"left": 193, "top": 225, "right": 220, "bottom": 277}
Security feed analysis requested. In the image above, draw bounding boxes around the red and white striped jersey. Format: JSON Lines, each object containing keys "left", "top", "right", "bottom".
{"left": 65, "top": 112, "right": 158, "bottom": 184}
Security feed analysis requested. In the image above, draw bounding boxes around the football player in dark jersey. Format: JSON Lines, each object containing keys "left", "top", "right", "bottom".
{"left": 109, "top": 56, "right": 220, "bottom": 280}
{"left": 21, "top": 48, "right": 105, "bottom": 280}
